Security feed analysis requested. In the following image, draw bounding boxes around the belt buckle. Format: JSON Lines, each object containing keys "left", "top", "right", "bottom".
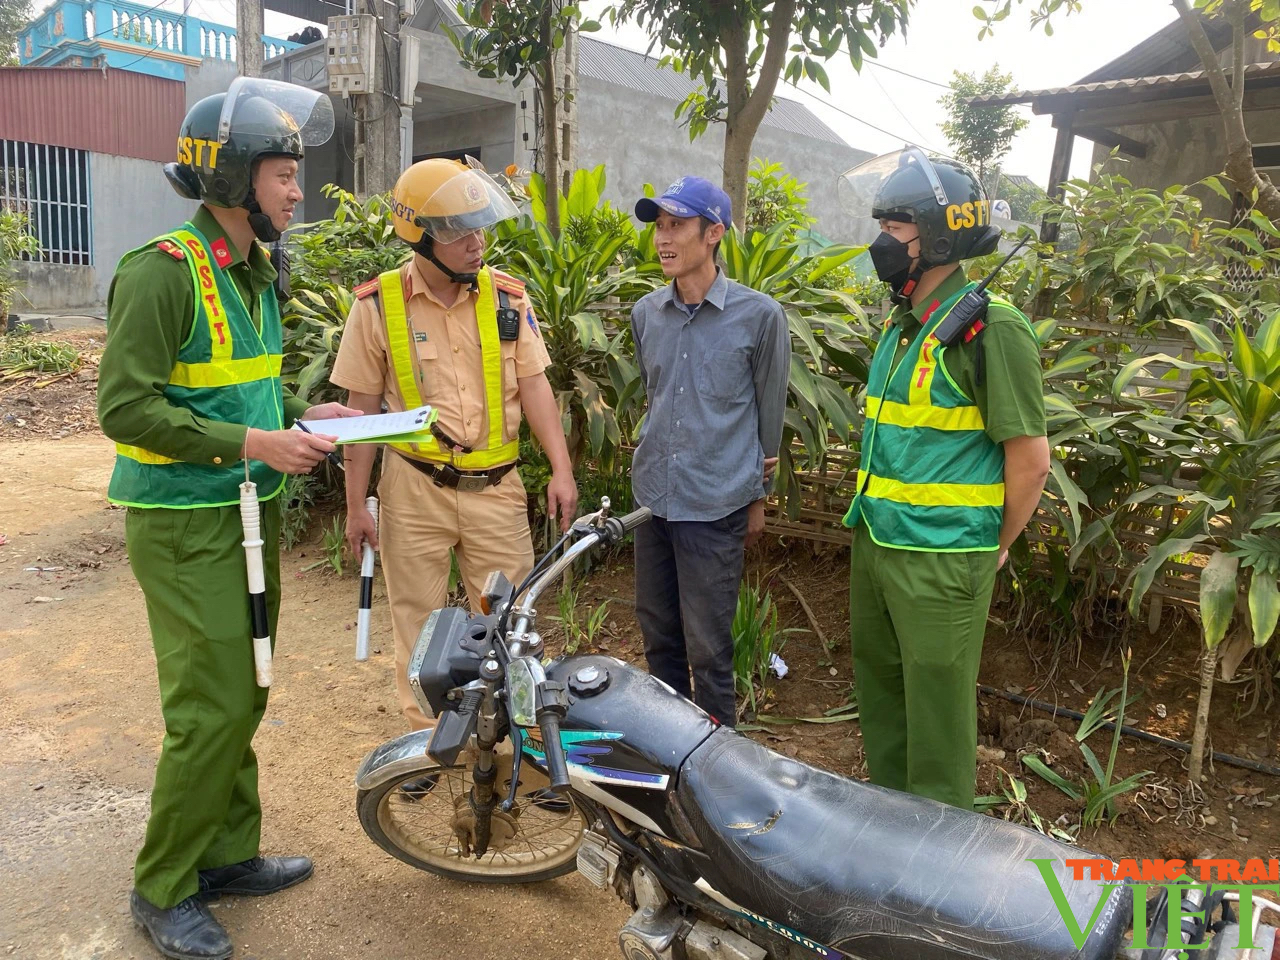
{"left": 456, "top": 473, "right": 489, "bottom": 494}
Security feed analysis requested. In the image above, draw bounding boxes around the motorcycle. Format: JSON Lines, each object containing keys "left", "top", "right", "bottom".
{"left": 356, "top": 501, "right": 1279, "bottom": 960}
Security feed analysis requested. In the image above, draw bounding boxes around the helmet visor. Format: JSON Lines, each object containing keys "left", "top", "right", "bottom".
{"left": 217, "top": 77, "right": 335, "bottom": 147}
{"left": 837, "top": 147, "right": 949, "bottom": 221}
{"left": 414, "top": 166, "right": 520, "bottom": 244}
{"left": 838, "top": 146, "right": 1017, "bottom": 245}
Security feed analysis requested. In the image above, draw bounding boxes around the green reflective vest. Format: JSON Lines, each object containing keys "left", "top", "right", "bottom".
{"left": 108, "top": 224, "right": 285, "bottom": 509}
{"left": 843, "top": 282, "right": 1019, "bottom": 552}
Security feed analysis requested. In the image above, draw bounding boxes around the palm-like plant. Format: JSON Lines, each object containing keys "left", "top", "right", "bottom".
{"left": 1116, "top": 313, "right": 1280, "bottom": 781}
{"left": 719, "top": 223, "right": 869, "bottom": 516}
{"left": 489, "top": 166, "right": 663, "bottom": 470}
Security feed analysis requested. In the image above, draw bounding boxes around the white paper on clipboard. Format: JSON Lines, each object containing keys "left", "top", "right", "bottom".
{"left": 295, "top": 405, "right": 436, "bottom": 444}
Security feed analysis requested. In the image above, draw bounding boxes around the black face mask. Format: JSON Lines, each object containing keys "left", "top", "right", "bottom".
{"left": 868, "top": 231, "right": 915, "bottom": 290}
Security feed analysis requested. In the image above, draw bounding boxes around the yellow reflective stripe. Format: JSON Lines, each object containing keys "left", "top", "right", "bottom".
{"left": 865, "top": 396, "right": 986, "bottom": 431}
{"left": 380, "top": 268, "right": 423, "bottom": 409}
{"left": 172, "top": 229, "right": 233, "bottom": 362}
{"left": 380, "top": 266, "right": 513, "bottom": 465}
{"left": 116, "top": 443, "right": 179, "bottom": 465}
{"left": 864, "top": 476, "right": 1005, "bottom": 508}
{"left": 169, "top": 353, "right": 282, "bottom": 388}
{"left": 475, "top": 267, "right": 506, "bottom": 452}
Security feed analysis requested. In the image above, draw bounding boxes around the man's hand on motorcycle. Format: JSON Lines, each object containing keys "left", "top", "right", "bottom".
{"left": 746, "top": 499, "right": 767, "bottom": 548}
{"left": 545, "top": 472, "right": 579, "bottom": 533}
{"left": 345, "top": 505, "right": 379, "bottom": 557}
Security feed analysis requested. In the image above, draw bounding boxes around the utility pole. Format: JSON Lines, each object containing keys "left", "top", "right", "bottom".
{"left": 554, "top": 26, "right": 578, "bottom": 195}
{"left": 352, "top": 0, "right": 403, "bottom": 197}
{"left": 236, "top": 0, "right": 263, "bottom": 77}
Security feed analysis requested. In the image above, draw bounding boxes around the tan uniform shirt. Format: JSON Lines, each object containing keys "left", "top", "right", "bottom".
{"left": 331, "top": 257, "right": 551, "bottom": 451}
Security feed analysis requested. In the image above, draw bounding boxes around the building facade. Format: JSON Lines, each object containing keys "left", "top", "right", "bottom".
{"left": 7, "top": 0, "right": 871, "bottom": 313}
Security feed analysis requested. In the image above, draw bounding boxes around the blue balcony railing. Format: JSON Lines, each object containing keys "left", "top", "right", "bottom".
{"left": 18, "top": 0, "right": 300, "bottom": 80}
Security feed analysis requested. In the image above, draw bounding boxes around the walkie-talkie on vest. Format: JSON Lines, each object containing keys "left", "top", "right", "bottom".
{"left": 931, "top": 235, "right": 1030, "bottom": 347}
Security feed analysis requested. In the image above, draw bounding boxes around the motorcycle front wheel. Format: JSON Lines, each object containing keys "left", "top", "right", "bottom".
{"left": 356, "top": 759, "right": 585, "bottom": 883}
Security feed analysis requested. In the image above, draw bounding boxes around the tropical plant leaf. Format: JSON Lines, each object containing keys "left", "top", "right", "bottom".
{"left": 1199, "top": 551, "right": 1239, "bottom": 651}
{"left": 1082, "top": 772, "right": 1152, "bottom": 826}
{"left": 1021, "top": 755, "right": 1083, "bottom": 801}
{"left": 1247, "top": 568, "right": 1280, "bottom": 647}
{"left": 1126, "top": 537, "right": 1206, "bottom": 617}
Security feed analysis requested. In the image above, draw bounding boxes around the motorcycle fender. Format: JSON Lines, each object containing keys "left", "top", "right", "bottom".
{"left": 355, "top": 729, "right": 437, "bottom": 791}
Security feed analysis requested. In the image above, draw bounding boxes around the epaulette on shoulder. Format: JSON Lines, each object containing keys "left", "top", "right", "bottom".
{"left": 156, "top": 239, "right": 186, "bottom": 261}
{"left": 490, "top": 268, "right": 526, "bottom": 298}
{"left": 353, "top": 278, "right": 380, "bottom": 300}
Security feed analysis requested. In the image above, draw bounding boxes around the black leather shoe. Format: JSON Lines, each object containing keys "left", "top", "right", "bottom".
{"left": 197, "top": 856, "right": 313, "bottom": 899}
{"left": 130, "top": 890, "right": 232, "bottom": 960}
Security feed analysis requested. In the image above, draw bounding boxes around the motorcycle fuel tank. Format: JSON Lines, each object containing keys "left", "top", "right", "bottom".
{"left": 520, "top": 655, "right": 717, "bottom": 838}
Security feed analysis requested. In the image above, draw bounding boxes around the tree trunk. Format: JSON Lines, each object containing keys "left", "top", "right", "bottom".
{"left": 1187, "top": 642, "right": 1219, "bottom": 784}
{"left": 719, "top": 0, "right": 797, "bottom": 227}
{"left": 538, "top": 6, "right": 561, "bottom": 239}
{"left": 1172, "top": 0, "right": 1280, "bottom": 222}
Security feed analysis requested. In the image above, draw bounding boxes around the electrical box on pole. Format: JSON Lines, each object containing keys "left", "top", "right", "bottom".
{"left": 326, "top": 15, "right": 376, "bottom": 96}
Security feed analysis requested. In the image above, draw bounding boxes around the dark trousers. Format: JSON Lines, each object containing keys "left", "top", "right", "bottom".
{"left": 634, "top": 506, "right": 748, "bottom": 726}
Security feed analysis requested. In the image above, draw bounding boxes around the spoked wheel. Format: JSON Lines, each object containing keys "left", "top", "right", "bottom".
{"left": 356, "top": 749, "right": 585, "bottom": 883}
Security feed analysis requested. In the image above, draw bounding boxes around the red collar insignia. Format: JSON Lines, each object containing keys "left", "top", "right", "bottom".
{"left": 211, "top": 238, "right": 233, "bottom": 268}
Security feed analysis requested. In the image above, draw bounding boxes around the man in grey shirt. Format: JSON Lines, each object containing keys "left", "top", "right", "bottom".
{"left": 630, "top": 176, "right": 791, "bottom": 725}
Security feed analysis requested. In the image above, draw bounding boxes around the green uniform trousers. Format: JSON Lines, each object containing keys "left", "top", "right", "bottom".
{"left": 126, "top": 497, "right": 281, "bottom": 909}
{"left": 849, "top": 524, "right": 997, "bottom": 810}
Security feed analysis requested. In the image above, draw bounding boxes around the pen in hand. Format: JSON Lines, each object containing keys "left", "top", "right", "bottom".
{"left": 295, "top": 419, "right": 345, "bottom": 471}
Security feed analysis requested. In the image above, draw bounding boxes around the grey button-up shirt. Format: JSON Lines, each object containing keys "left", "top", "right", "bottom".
{"left": 631, "top": 270, "right": 791, "bottom": 521}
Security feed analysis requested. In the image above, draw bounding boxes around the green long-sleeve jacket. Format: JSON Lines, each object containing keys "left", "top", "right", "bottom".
{"left": 98, "top": 205, "right": 309, "bottom": 464}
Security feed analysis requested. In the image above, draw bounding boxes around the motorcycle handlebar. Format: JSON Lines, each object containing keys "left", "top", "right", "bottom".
{"left": 618, "top": 506, "right": 653, "bottom": 532}
{"left": 537, "top": 711, "right": 571, "bottom": 793}
{"left": 602, "top": 507, "right": 652, "bottom": 543}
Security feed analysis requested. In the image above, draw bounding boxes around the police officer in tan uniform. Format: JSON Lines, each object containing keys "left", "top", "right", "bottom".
{"left": 331, "top": 158, "right": 577, "bottom": 731}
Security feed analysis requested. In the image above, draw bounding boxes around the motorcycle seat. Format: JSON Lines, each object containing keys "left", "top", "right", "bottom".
{"left": 677, "top": 729, "right": 1130, "bottom": 960}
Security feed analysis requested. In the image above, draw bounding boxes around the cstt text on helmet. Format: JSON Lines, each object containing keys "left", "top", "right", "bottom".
{"left": 945, "top": 200, "right": 990, "bottom": 231}
{"left": 176, "top": 137, "right": 222, "bottom": 172}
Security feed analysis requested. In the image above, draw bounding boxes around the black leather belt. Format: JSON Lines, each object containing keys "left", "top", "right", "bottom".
{"left": 395, "top": 451, "right": 516, "bottom": 492}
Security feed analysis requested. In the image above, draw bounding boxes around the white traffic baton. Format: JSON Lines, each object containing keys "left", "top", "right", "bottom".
{"left": 355, "top": 495, "right": 378, "bottom": 662}
{"left": 240, "top": 475, "right": 273, "bottom": 688}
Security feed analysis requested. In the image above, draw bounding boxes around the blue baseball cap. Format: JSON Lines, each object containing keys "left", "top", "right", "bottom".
{"left": 635, "top": 176, "right": 733, "bottom": 227}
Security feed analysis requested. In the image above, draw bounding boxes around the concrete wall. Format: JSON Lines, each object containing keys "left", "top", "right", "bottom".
{"left": 1090, "top": 106, "right": 1280, "bottom": 219}
{"left": 411, "top": 103, "right": 518, "bottom": 171}
{"left": 16, "top": 151, "right": 191, "bottom": 312}
{"left": 90, "top": 153, "right": 193, "bottom": 302}
{"left": 183, "top": 57, "right": 239, "bottom": 109}
{"left": 575, "top": 75, "right": 871, "bottom": 243}
{"left": 10, "top": 261, "right": 96, "bottom": 313}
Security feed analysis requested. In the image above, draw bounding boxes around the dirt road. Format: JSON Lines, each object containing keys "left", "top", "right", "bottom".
{"left": 0, "top": 437, "right": 625, "bottom": 960}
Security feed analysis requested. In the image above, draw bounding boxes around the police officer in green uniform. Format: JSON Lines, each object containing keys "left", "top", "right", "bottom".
{"left": 97, "top": 78, "right": 355, "bottom": 960}
{"left": 838, "top": 148, "right": 1050, "bottom": 810}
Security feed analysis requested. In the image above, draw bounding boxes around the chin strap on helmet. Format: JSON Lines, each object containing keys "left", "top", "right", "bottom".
{"left": 889, "top": 262, "right": 927, "bottom": 306}
{"left": 244, "top": 188, "right": 281, "bottom": 243}
{"left": 411, "top": 235, "right": 481, "bottom": 286}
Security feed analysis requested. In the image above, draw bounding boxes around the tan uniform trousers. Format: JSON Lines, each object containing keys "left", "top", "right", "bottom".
{"left": 378, "top": 451, "right": 535, "bottom": 729}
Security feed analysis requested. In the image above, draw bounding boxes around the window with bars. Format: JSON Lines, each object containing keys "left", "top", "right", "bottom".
{"left": 1, "top": 139, "right": 93, "bottom": 266}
